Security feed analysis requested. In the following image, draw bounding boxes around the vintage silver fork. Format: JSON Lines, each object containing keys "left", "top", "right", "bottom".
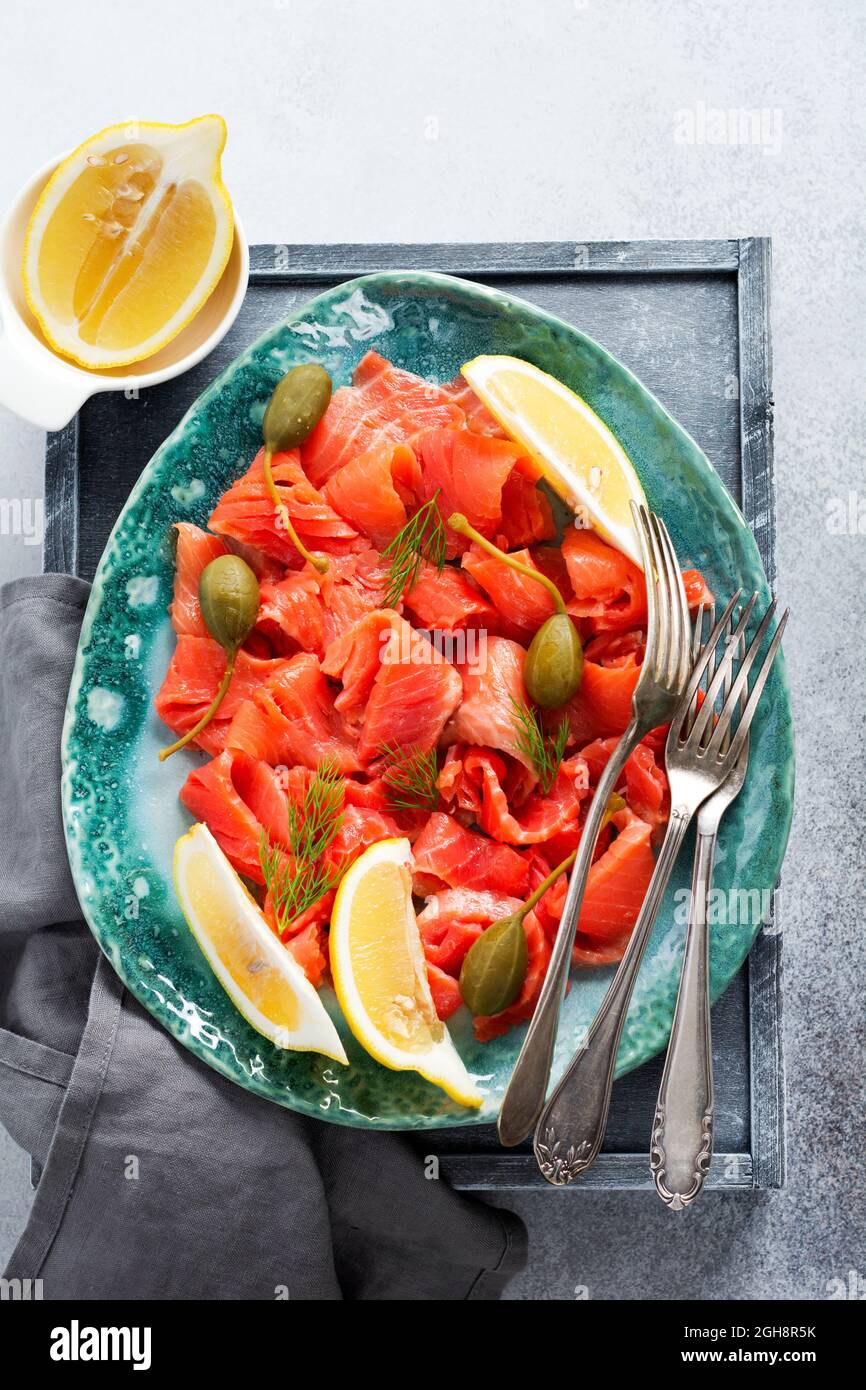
{"left": 650, "top": 603, "right": 748, "bottom": 1209}
{"left": 497, "top": 502, "right": 691, "bottom": 1147}
{"left": 532, "top": 593, "right": 789, "bottom": 1186}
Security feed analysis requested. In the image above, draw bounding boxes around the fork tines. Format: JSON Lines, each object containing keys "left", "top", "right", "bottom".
{"left": 629, "top": 501, "right": 691, "bottom": 693}
{"left": 670, "top": 592, "right": 789, "bottom": 768}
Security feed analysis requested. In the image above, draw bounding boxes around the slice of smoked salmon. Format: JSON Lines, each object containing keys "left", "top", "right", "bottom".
{"left": 328, "top": 803, "right": 401, "bottom": 875}
{"left": 438, "top": 744, "right": 483, "bottom": 821}
{"left": 232, "top": 751, "right": 291, "bottom": 845}
{"left": 418, "top": 887, "right": 524, "bottom": 977}
{"left": 462, "top": 542, "right": 556, "bottom": 642}
{"left": 565, "top": 630, "right": 644, "bottom": 741}
{"left": 497, "top": 459, "right": 556, "bottom": 550}
{"left": 526, "top": 858, "right": 624, "bottom": 969}
{"left": 442, "top": 635, "right": 534, "bottom": 772}
{"left": 284, "top": 923, "right": 329, "bottom": 988}
{"left": 319, "top": 548, "right": 392, "bottom": 646}
{"left": 441, "top": 375, "right": 507, "bottom": 436}
{"left": 321, "top": 609, "right": 399, "bottom": 726}
{"left": 562, "top": 526, "right": 648, "bottom": 634}
{"left": 209, "top": 448, "right": 359, "bottom": 568}
{"left": 573, "top": 805, "right": 655, "bottom": 949}
{"left": 412, "top": 812, "right": 530, "bottom": 897}
{"left": 420, "top": 886, "right": 526, "bottom": 932}
{"left": 426, "top": 963, "right": 463, "bottom": 1019}
{"left": 221, "top": 536, "right": 286, "bottom": 586}
{"left": 438, "top": 741, "right": 539, "bottom": 821}
{"left": 170, "top": 523, "right": 228, "bottom": 636}
{"left": 256, "top": 567, "right": 325, "bottom": 657}
{"left": 154, "top": 636, "right": 297, "bottom": 757}
{"left": 531, "top": 543, "right": 572, "bottom": 597}
{"left": 356, "top": 616, "right": 463, "bottom": 763}
{"left": 402, "top": 561, "right": 499, "bottom": 634}
{"left": 225, "top": 652, "right": 361, "bottom": 773}
{"left": 582, "top": 736, "right": 669, "bottom": 828}
{"left": 179, "top": 749, "right": 272, "bottom": 882}
{"left": 529, "top": 810, "right": 617, "bottom": 873}
{"left": 324, "top": 441, "right": 419, "bottom": 550}
{"left": 300, "top": 351, "right": 464, "bottom": 487}
{"left": 452, "top": 747, "right": 590, "bottom": 846}
{"left": 415, "top": 427, "right": 538, "bottom": 557}
{"left": 342, "top": 775, "right": 391, "bottom": 813}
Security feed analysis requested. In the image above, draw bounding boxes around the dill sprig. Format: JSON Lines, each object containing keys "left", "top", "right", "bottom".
{"left": 511, "top": 697, "right": 570, "bottom": 795}
{"left": 287, "top": 757, "right": 344, "bottom": 862}
{"left": 258, "top": 756, "right": 345, "bottom": 936}
{"left": 379, "top": 742, "right": 440, "bottom": 813}
{"left": 380, "top": 489, "right": 447, "bottom": 607}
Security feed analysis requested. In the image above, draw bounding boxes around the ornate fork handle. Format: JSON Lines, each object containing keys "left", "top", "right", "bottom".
{"left": 651, "top": 829, "right": 716, "bottom": 1209}
{"left": 533, "top": 808, "right": 692, "bottom": 1185}
{"left": 496, "top": 717, "right": 647, "bottom": 1146}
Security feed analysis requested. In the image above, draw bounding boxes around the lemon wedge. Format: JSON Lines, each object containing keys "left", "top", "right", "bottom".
{"left": 330, "top": 839, "right": 482, "bottom": 1108}
{"left": 23, "top": 115, "right": 234, "bottom": 369}
{"left": 461, "top": 354, "right": 647, "bottom": 567}
{"left": 174, "top": 823, "right": 348, "bottom": 1064}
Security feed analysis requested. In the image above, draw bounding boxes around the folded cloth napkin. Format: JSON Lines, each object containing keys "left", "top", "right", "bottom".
{"left": 0, "top": 575, "right": 527, "bottom": 1300}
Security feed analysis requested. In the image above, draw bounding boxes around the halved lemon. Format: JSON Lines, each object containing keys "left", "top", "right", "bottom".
{"left": 174, "top": 823, "right": 348, "bottom": 1064}
{"left": 461, "top": 354, "right": 647, "bottom": 567}
{"left": 330, "top": 839, "right": 482, "bottom": 1108}
{"left": 23, "top": 115, "right": 234, "bottom": 369}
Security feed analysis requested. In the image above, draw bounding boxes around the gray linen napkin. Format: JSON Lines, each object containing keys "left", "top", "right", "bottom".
{"left": 0, "top": 575, "right": 526, "bottom": 1301}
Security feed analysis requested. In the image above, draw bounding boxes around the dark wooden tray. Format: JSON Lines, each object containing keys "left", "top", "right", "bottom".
{"left": 44, "top": 240, "right": 783, "bottom": 1192}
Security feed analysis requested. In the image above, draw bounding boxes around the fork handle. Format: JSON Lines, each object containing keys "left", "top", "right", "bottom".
{"left": 532, "top": 808, "right": 692, "bottom": 1185}
{"left": 651, "top": 829, "right": 716, "bottom": 1208}
{"left": 496, "top": 719, "right": 645, "bottom": 1147}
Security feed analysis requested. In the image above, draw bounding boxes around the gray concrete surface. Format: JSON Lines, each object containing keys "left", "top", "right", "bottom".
{"left": 1, "top": 0, "right": 863, "bottom": 1299}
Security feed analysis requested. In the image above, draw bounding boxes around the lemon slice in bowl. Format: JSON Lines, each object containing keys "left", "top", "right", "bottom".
{"left": 174, "top": 823, "right": 348, "bottom": 1064}
{"left": 330, "top": 839, "right": 482, "bottom": 1108}
{"left": 461, "top": 354, "right": 647, "bottom": 567}
{"left": 23, "top": 115, "right": 234, "bottom": 369}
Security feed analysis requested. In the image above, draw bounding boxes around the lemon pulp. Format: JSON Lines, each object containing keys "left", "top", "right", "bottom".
{"left": 346, "top": 858, "right": 441, "bottom": 1054}
{"left": 23, "top": 115, "right": 233, "bottom": 368}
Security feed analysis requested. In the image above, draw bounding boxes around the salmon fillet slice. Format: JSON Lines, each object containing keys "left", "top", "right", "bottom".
{"left": 225, "top": 652, "right": 361, "bottom": 774}
{"left": 209, "top": 448, "right": 359, "bottom": 568}
{"left": 443, "top": 635, "right": 534, "bottom": 772}
{"left": 412, "top": 811, "right": 530, "bottom": 897}
{"left": 154, "top": 635, "right": 297, "bottom": 757}
{"left": 170, "top": 523, "right": 228, "bottom": 637}
{"left": 300, "top": 351, "right": 464, "bottom": 487}
{"left": 355, "top": 615, "right": 463, "bottom": 763}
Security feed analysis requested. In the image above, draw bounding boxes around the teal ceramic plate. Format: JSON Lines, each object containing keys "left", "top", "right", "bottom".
{"left": 62, "top": 272, "right": 794, "bottom": 1129}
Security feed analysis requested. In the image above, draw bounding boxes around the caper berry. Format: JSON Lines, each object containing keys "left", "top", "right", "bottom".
{"left": 199, "top": 554, "right": 260, "bottom": 652}
{"left": 458, "top": 849, "right": 578, "bottom": 1016}
{"left": 459, "top": 913, "right": 528, "bottom": 1017}
{"left": 524, "top": 612, "right": 583, "bottom": 709}
{"left": 159, "top": 553, "right": 260, "bottom": 763}
{"left": 447, "top": 511, "right": 583, "bottom": 710}
{"left": 263, "top": 363, "right": 332, "bottom": 454}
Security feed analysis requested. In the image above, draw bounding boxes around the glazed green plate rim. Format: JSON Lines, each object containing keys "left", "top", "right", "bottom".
{"left": 61, "top": 270, "right": 795, "bottom": 1130}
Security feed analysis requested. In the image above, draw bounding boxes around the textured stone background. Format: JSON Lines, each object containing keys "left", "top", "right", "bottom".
{"left": 1, "top": 0, "right": 863, "bottom": 1299}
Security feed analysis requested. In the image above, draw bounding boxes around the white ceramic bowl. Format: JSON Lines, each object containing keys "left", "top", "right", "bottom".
{"left": 0, "top": 154, "right": 249, "bottom": 431}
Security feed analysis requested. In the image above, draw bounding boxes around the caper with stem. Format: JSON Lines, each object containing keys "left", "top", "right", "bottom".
{"left": 448, "top": 512, "right": 583, "bottom": 709}
{"left": 159, "top": 554, "right": 260, "bottom": 762}
{"left": 261, "top": 364, "right": 333, "bottom": 575}
{"left": 459, "top": 850, "right": 577, "bottom": 1016}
